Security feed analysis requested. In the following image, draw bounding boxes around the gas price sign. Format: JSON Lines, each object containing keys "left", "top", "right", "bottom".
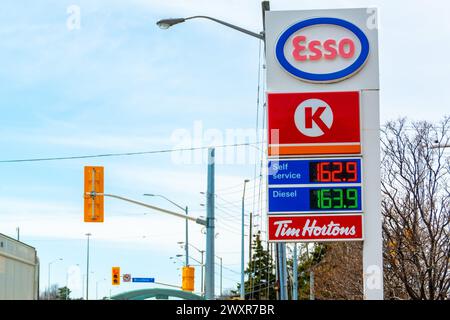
{"left": 268, "top": 158, "right": 363, "bottom": 214}
{"left": 268, "top": 186, "right": 362, "bottom": 213}
{"left": 269, "top": 158, "right": 362, "bottom": 185}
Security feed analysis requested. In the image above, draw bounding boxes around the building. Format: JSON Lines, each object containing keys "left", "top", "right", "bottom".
{"left": 0, "top": 233, "right": 39, "bottom": 300}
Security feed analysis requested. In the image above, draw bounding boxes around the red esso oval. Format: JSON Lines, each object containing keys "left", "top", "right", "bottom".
{"left": 292, "top": 36, "right": 356, "bottom": 61}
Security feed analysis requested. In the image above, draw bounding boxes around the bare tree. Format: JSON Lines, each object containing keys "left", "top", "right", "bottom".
{"left": 312, "top": 242, "right": 363, "bottom": 300}
{"left": 39, "top": 284, "right": 59, "bottom": 300}
{"left": 381, "top": 117, "right": 450, "bottom": 300}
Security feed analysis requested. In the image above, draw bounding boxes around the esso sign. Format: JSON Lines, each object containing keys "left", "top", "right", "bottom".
{"left": 292, "top": 36, "right": 356, "bottom": 61}
{"left": 276, "top": 17, "right": 369, "bottom": 83}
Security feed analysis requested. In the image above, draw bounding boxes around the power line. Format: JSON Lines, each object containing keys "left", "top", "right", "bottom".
{"left": 215, "top": 178, "right": 257, "bottom": 193}
{"left": 0, "top": 142, "right": 260, "bottom": 163}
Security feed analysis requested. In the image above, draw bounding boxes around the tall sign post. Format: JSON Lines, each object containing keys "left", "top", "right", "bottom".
{"left": 265, "top": 8, "right": 383, "bottom": 299}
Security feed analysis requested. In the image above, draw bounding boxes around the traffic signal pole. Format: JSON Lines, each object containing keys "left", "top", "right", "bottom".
{"left": 89, "top": 193, "right": 207, "bottom": 226}
{"left": 85, "top": 151, "right": 214, "bottom": 298}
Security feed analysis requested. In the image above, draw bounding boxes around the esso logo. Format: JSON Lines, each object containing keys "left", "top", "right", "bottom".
{"left": 292, "top": 36, "right": 356, "bottom": 61}
{"left": 276, "top": 17, "right": 370, "bottom": 83}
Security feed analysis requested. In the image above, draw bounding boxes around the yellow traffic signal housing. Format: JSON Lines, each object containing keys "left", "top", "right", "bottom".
{"left": 181, "top": 266, "right": 195, "bottom": 291}
{"left": 112, "top": 267, "right": 120, "bottom": 286}
{"left": 84, "top": 166, "right": 104, "bottom": 222}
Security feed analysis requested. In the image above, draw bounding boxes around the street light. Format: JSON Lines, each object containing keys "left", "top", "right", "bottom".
{"left": 156, "top": 16, "right": 264, "bottom": 40}
{"left": 178, "top": 244, "right": 224, "bottom": 298}
{"left": 48, "top": 258, "right": 63, "bottom": 300}
{"left": 156, "top": 18, "right": 186, "bottom": 29}
{"left": 144, "top": 194, "right": 190, "bottom": 267}
{"left": 241, "top": 179, "right": 250, "bottom": 300}
{"left": 157, "top": 5, "right": 270, "bottom": 300}
{"left": 176, "top": 254, "right": 203, "bottom": 266}
{"left": 85, "top": 233, "right": 91, "bottom": 300}
{"left": 218, "top": 256, "right": 223, "bottom": 298}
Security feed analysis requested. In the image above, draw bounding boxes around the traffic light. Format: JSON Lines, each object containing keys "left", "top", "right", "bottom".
{"left": 181, "top": 266, "right": 195, "bottom": 291}
{"left": 112, "top": 267, "right": 120, "bottom": 286}
{"left": 84, "top": 166, "right": 104, "bottom": 222}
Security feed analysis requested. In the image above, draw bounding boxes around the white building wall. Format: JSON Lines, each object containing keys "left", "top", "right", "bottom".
{"left": 0, "top": 233, "right": 39, "bottom": 300}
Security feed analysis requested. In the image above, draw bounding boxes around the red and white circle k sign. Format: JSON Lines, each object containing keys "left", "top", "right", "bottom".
{"left": 268, "top": 91, "right": 361, "bottom": 156}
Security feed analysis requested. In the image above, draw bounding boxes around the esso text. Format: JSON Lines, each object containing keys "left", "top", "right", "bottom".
{"left": 292, "top": 36, "right": 356, "bottom": 61}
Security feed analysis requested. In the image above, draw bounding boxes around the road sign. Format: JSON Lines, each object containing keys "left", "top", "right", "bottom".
{"left": 132, "top": 278, "right": 155, "bottom": 283}
{"left": 112, "top": 267, "right": 120, "bottom": 286}
{"left": 268, "top": 91, "right": 361, "bottom": 156}
{"left": 268, "top": 214, "right": 363, "bottom": 242}
{"left": 269, "top": 158, "right": 362, "bottom": 185}
{"left": 84, "top": 166, "right": 104, "bottom": 223}
{"left": 123, "top": 274, "right": 131, "bottom": 282}
{"left": 268, "top": 186, "right": 362, "bottom": 214}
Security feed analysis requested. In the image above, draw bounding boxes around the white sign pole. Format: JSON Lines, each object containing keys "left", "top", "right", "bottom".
{"left": 361, "top": 90, "right": 383, "bottom": 299}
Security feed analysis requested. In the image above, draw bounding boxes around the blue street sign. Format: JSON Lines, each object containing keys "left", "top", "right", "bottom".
{"left": 268, "top": 186, "right": 362, "bottom": 213}
{"left": 268, "top": 158, "right": 362, "bottom": 185}
{"left": 132, "top": 277, "right": 155, "bottom": 283}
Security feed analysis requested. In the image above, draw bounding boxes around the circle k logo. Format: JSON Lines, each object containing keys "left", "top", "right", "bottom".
{"left": 294, "top": 99, "right": 333, "bottom": 137}
{"left": 276, "top": 17, "right": 370, "bottom": 83}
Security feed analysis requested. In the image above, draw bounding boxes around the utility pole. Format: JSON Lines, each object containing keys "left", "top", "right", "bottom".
{"left": 310, "top": 271, "right": 315, "bottom": 300}
{"left": 293, "top": 244, "right": 298, "bottom": 300}
{"left": 248, "top": 211, "right": 253, "bottom": 299}
{"left": 249, "top": 212, "right": 253, "bottom": 262}
{"left": 200, "top": 250, "right": 204, "bottom": 296}
{"left": 205, "top": 148, "right": 215, "bottom": 300}
{"left": 47, "top": 258, "right": 62, "bottom": 300}
{"left": 277, "top": 243, "right": 288, "bottom": 300}
{"left": 185, "top": 206, "right": 189, "bottom": 267}
{"left": 275, "top": 243, "right": 280, "bottom": 300}
{"left": 241, "top": 179, "right": 250, "bottom": 299}
{"left": 267, "top": 242, "right": 272, "bottom": 299}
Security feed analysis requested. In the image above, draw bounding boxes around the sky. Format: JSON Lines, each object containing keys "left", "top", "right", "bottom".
{"left": 0, "top": 0, "right": 449, "bottom": 299}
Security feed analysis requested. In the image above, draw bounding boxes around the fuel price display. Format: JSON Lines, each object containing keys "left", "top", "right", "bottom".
{"left": 268, "top": 158, "right": 362, "bottom": 185}
{"left": 310, "top": 187, "right": 360, "bottom": 210}
{"left": 268, "top": 186, "right": 362, "bottom": 213}
{"left": 268, "top": 157, "right": 363, "bottom": 214}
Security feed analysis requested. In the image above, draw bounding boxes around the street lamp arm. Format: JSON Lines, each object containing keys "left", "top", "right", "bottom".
{"left": 98, "top": 193, "right": 206, "bottom": 226}
{"left": 143, "top": 194, "right": 186, "bottom": 212}
{"left": 186, "top": 16, "right": 264, "bottom": 40}
{"left": 157, "top": 16, "right": 263, "bottom": 40}
{"left": 179, "top": 242, "right": 204, "bottom": 254}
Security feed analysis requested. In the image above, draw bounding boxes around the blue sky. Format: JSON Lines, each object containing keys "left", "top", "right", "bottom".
{"left": 1, "top": 0, "right": 449, "bottom": 299}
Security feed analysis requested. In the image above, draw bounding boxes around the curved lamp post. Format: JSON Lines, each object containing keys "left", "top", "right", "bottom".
{"left": 144, "top": 193, "right": 189, "bottom": 267}
{"left": 156, "top": 16, "right": 264, "bottom": 40}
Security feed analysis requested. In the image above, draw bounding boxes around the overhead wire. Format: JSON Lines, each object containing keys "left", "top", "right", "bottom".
{"left": 0, "top": 142, "right": 261, "bottom": 163}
